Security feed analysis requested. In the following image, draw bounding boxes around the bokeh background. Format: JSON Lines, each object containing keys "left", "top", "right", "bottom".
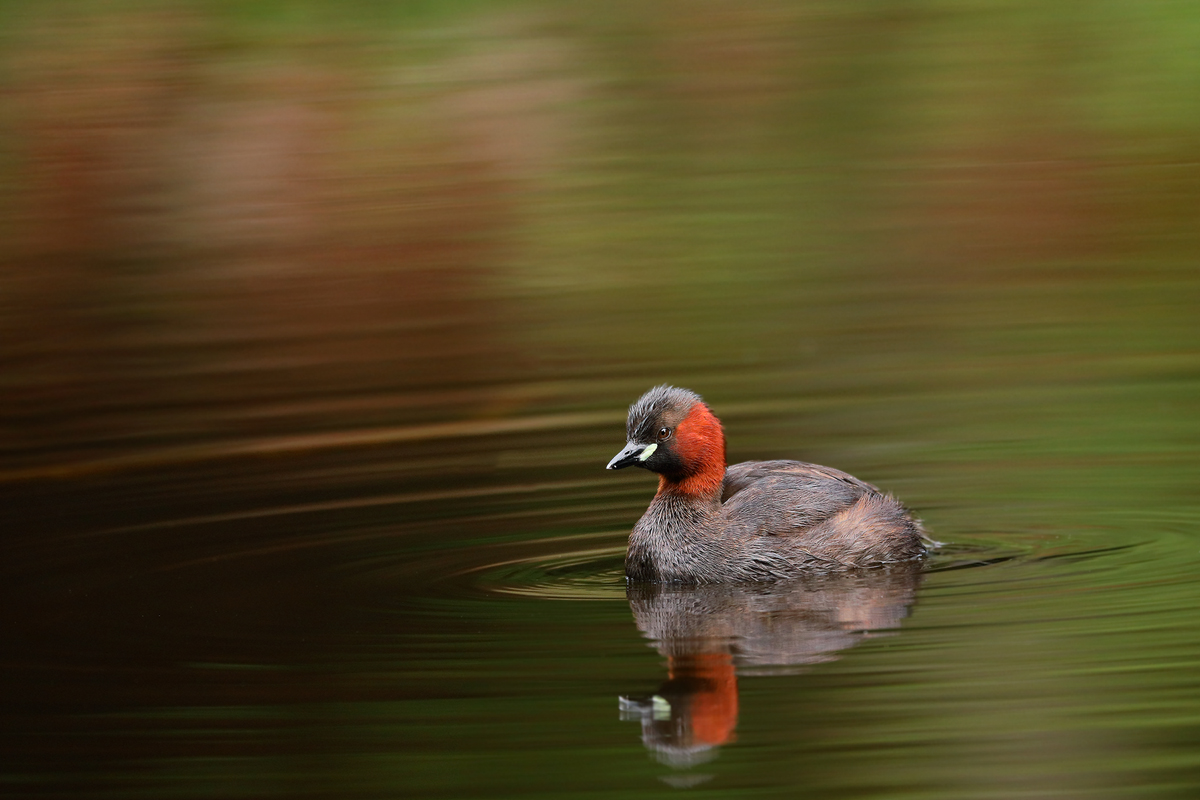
{"left": 4, "top": 0, "right": 1197, "bottom": 474}
{"left": 3, "top": 2, "right": 1200, "bottom": 798}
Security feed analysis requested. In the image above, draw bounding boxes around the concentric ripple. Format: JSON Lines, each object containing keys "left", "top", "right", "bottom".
{"left": 457, "top": 528, "right": 1139, "bottom": 604}
{"left": 467, "top": 540, "right": 629, "bottom": 601}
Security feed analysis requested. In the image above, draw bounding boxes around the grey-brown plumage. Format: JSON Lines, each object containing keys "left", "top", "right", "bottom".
{"left": 608, "top": 386, "right": 928, "bottom": 583}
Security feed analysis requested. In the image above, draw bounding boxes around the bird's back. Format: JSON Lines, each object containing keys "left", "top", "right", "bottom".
{"left": 720, "top": 460, "right": 925, "bottom": 568}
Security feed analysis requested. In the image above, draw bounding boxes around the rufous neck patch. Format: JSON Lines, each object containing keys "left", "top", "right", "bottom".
{"left": 659, "top": 402, "right": 726, "bottom": 499}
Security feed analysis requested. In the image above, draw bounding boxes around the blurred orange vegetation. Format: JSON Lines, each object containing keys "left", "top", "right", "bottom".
{"left": 0, "top": 8, "right": 587, "bottom": 466}
{"left": 1, "top": 1, "right": 1198, "bottom": 469}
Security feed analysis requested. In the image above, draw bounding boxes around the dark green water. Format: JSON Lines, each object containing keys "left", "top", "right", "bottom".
{"left": 3, "top": 2, "right": 1200, "bottom": 797}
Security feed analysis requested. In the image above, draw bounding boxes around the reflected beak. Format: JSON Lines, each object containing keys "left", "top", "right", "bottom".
{"left": 607, "top": 441, "right": 655, "bottom": 470}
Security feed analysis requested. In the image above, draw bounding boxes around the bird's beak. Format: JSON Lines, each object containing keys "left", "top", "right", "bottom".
{"left": 606, "top": 441, "right": 656, "bottom": 470}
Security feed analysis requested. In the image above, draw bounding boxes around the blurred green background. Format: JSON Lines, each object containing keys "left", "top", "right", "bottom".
{"left": 2, "top": 2, "right": 1200, "bottom": 798}
{"left": 3, "top": 0, "right": 1197, "bottom": 474}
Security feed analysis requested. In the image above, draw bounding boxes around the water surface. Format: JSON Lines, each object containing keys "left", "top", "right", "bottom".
{"left": 3, "top": 2, "right": 1200, "bottom": 798}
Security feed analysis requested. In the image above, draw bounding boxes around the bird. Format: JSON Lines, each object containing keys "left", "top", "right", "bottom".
{"left": 607, "top": 385, "right": 927, "bottom": 583}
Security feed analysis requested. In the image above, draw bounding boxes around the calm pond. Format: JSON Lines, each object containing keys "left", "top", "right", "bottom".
{"left": 3, "top": 2, "right": 1200, "bottom": 798}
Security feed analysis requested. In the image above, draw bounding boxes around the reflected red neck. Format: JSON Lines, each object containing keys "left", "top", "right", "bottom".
{"left": 667, "top": 652, "right": 738, "bottom": 746}
{"left": 657, "top": 402, "right": 726, "bottom": 500}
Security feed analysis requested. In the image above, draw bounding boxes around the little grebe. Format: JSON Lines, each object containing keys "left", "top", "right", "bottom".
{"left": 607, "top": 386, "right": 926, "bottom": 582}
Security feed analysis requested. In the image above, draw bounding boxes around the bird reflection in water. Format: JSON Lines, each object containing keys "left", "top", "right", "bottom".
{"left": 619, "top": 565, "right": 923, "bottom": 776}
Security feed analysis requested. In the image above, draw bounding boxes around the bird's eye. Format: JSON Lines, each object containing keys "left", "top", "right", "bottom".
{"left": 657, "top": 427, "right": 671, "bottom": 441}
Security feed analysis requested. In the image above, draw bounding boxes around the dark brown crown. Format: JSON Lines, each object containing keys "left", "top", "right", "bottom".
{"left": 626, "top": 385, "right": 702, "bottom": 442}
